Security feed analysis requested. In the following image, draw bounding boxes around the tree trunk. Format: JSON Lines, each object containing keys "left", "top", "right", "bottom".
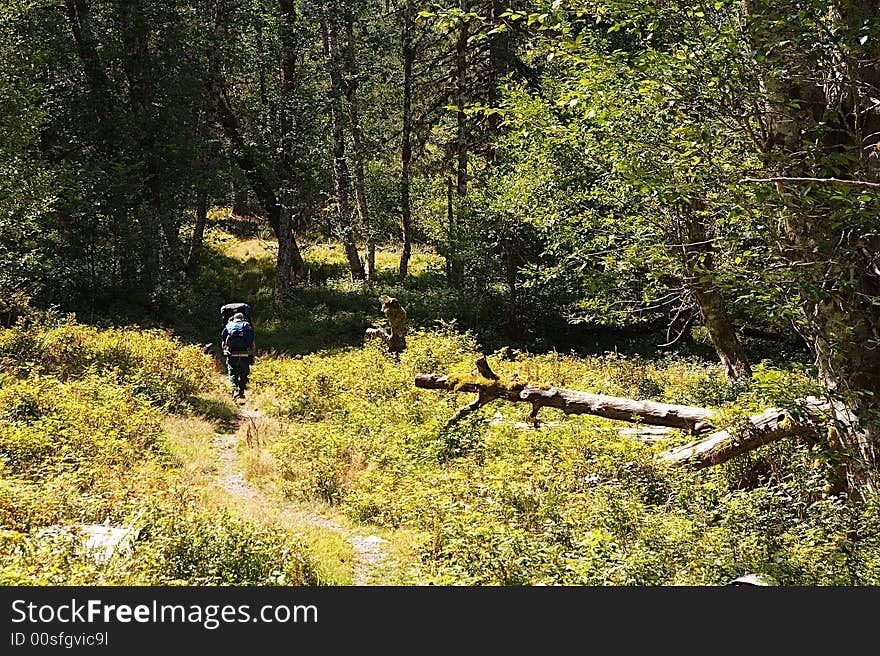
{"left": 689, "top": 284, "right": 752, "bottom": 380}
{"left": 187, "top": 119, "right": 219, "bottom": 277}
{"left": 743, "top": 0, "right": 880, "bottom": 490}
{"left": 486, "top": 0, "right": 511, "bottom": 161}
{"left": 207, "top": 0, "right": 305, "bottom": 279}
{"left": 64, "top": 0, "right": 136, "bottom": 291}
{"left": 119, "top": 0, "right": 163, "bottom": 288}
{"left": 322, "top": 8, "right": 365, "bottom": 281}
{"left": 398, "top": 0, "right": 414, "bottom": 282}
{"left": 63, "top": 0, "right": 116, "bottom": 148}
{"left": 447, "top": 0, "right": 469, "bottom": 288}
{"left": 414, "top": 371, "right": 717, "bottom": 431}
{"left": 682, "top": 208, "right": 751, "bottom": 381}
{"left": 416, "top": 361, "right": 827, "bottom": 468}
{"left": 445, "top": 175, "right": 455, "bottom": 281}
{"left": 187, "top": 186, "right": 208, "bottom": 276}
{"left": 276, "top": 0, "right": 306, "bottom": 296}
{"left": 344, "top": 14, "right": 375, "bottom": 280}
{"left": 657, "top": 406, "right": 818, "bottom": 468}
{"left": 275, "top": 198, "right": 294, "bottom": 303}
{"left": 231, "top": 174, "right": 252, "bottom": 217}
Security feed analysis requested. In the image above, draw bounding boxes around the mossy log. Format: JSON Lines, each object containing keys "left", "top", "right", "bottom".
{"left": 655, "top": 406, "right": 818, "bottom": 468}
{"left": 413, "top": 372, "right": 718, "bottom": 431}
{"left": 415, "top": 359, "right": 824, "bottom": 468}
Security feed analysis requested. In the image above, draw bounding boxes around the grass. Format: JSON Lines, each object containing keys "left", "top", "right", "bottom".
{"left": 164, "top": 415, "right": 220, "bottom": 481}
{"left": 161, "top": 381, "right": 417, "bottom": 586}
{"left": 6, "top": 214, "right": 877, "bottom": 587}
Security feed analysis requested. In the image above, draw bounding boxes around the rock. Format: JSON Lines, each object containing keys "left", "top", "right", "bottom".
{"left": 37, "top": 524, "right": 139, "bottom": 565}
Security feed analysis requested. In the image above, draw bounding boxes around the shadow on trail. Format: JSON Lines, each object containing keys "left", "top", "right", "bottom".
{"left": 186, "top": 395, "right": 240, "bottom": 432}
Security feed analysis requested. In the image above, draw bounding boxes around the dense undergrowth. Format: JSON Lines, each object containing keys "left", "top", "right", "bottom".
{"left": 249, "top": 328, "right": 880, "bottom": 585}
{"left": 0, "top": 314, "right": 320, "bottom": 585}
{"left": 3, "top": 224, "right": 879, "bottom": 586}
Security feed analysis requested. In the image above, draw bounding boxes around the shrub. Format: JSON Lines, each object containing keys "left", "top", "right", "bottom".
{"left": 0, "top": 316, "right": 213, "bottom": 409}
{"left": 252, "top": 325, "right": 880, "bottom": 585}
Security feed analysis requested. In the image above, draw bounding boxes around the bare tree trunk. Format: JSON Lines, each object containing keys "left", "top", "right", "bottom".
{"left": 682, "top": 207, "right": 751, "bottom": 381}
{"left": 416, "top": 360, "right": 829, "bottom": 468}
{"left": 187, "top": 186, "right": 208, "bottom": 275}
{"left": 414, "top": 369, "right": 717, "bottom": 431}
{"left": 323, "top": 8, "right": 365, "bottom": 281}
{"left": 187, "top": 113, "right": 220, "bottom": 277}
{"left": 689, "top": 285, "right": 752, "bottom": 380}
{"left": 276, "top": 0, "right": 307, "bottom": 297}
{"left": 398, "top": 0, "right": 414, "bottom": 281}
{"left": 276, "top": 198, "right": 293, "bottom": 302}
{"left": 208, "top": 0, "right": 305, "bottom": 280}
{"left": 344, "top": 14, "right": 375, "bottom": 280}
{"left": 657, "top": 406, "right": 819, "bottom": 468}
{"left": 447, "top": 0, "right": 469, "bottom": 288}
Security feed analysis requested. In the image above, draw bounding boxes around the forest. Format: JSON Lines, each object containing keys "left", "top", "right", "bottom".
{"left": 1, "top": 0, "right": 879, "bottom": 586}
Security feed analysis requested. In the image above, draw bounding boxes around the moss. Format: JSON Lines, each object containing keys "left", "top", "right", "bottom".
{"left": 446, "top": 372, "right": 527, "bottom": 394}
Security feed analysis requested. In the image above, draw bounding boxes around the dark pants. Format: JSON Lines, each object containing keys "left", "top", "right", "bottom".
{"left": 225, "top": 355, "right": 251, "bottom": 394}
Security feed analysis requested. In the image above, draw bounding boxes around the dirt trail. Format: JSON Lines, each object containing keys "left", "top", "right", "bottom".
{"left": 212, "top": 407, "right": 387, "bottom": 586}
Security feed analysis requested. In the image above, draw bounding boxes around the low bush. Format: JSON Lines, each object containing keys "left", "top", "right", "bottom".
{"left": 253, "top": 327, "right": 880, "bottom": 585}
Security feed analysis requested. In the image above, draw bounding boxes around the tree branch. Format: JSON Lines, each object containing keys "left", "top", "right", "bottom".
{"left": 741, "top": 176, "right": 880, "bottom": 189}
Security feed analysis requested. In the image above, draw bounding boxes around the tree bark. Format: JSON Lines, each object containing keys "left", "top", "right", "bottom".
{"left": 322, "top": 8, "right": 365, "bottom": 281}
{"left": 187, "top": 118, "right": 220, "bottom": 277}
{"left": 63, "top": 0, "right": 115, "bottom": 148}
{"left": 344, "top": 14, "right": 375, "bottom": 280}
{"left": 207, "top": 0, "right": 305, "bottom": 279}
{"left": 231, "top": 174, "right": 252, "bottom": 217}
{"left": 414, "top": 372, "right": 717, "bottom": 431}
{"left": 64, "top": 0, "right": 136, "bottom": 290}
{"left": 276, "top": 0, "right": 307, "bottom": 294}
{"left": 656, "top": 406, "right": 818, "bottom": 469}
{"left": 743, "top": 0, "right": 880, "bottom": 490}
{"left": 416, "top": 361, "right": 828, "bottom": 468}
{"left": 681, "top": 205, "right": 751, "bottom": 381}
{"left": 366, "top": 295, "right": 408, "bottom": 352}
{"left": 486, "top": 0, "right": 511, "bottom": 161}
{"left": 188, "top": 186, "right": 208, "bottom": 275}
{"left": 447, "top": 0, "right": 469, "bottom": 287}
{"left": 275, "top": 199, "right": 294, "bottom": 303}
{"left": 398, "top": 0, "right": 414, "bottom": 282}
{"left": 118, "top": 0, "right": 163, "bottom": 287}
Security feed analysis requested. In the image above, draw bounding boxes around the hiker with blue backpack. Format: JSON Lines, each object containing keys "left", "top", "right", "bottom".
{"left": 220, "top": 307, "right": 255, "bottom": 400}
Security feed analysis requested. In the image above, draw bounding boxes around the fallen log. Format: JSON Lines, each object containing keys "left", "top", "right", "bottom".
{"left": 656, "top": 406, "right": 819, "bottom": 468}
{"left": 415, "top": 359, "right": 825, "bottom": 468}
{"left": 414, "top": 371, "right": 717, "bottom": 432}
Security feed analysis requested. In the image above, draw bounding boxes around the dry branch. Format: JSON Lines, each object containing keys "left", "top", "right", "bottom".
{"left": 415, "top": 360, "right": 826, "bottom": 468}
{"left": 414, "top": 371, "right": 717, "bottom": 432}
{"left": 656, "top": 407, "right": 818, "bottom": 468}
{"left": 741, "top": 176, "right": 880, "bottom": 189}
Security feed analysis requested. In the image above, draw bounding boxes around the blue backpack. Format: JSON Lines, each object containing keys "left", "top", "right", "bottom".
{"left": 225, "top": 320, "right": 254, "bottom": 352}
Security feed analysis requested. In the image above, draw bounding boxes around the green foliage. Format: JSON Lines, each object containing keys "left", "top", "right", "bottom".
{"left": 0, "top": 316, "right": 213, "bottom": 409}
{"left": 1, "top": 0, "right": 878, "bottom": 589}
{"left": 0, "top": 316, "right": 324, "bottom": 586}
{"left": 0, "top": 494, "right": 321, "bottom": 586}
{"left": 252, "top": 326, "right": 880, "bottom": 584}
{"left": 131, "top": 499, "right": 321, "bottom": 586}
{"left": 0, "top": 374, "right": 165, "bottom": 477}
